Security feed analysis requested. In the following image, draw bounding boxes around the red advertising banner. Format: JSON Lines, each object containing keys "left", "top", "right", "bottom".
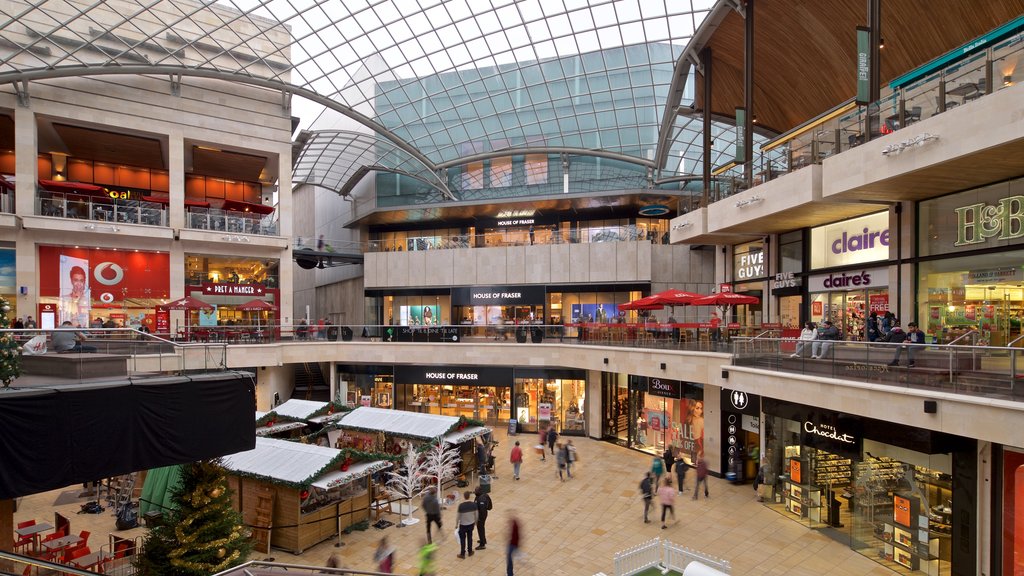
{"left": 719, "top": 283, "right": 733, "bottom": 293}
{"left": 201, "top": 282, "right": 267, "bottom": 296}
{"left": 38, "top": 246, "right": 170, "bottom": 300}
{"left": 868, "top": 293, "right": 889, "bottom": 312}
{"left": 155, "top": 309, "right": 170, "bottom": 335}
{"left": 812, "top": 301, "right": 823, "bottom": 317}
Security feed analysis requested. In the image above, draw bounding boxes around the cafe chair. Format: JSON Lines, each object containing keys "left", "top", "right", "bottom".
{"left": 64, "top": 544, "right": 91, "bottom": 565}
{"left": 38, "top": 529, "right": 67, "bottom": 562}
{"left": 905, "top": 106, "right": 922, "bottom": 124}
{"left": 13, "top": 520, "right": 35, "bottom": 553}
{"left": 78, "top": 530, "right": 90, "bottom": 546}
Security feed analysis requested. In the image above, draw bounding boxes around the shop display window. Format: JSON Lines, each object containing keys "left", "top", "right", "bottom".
{"left": 918, "top": 255, "right": 1024, "bottom": 345}
{"left": 514, "top": 378, "right": 585, "bottom": 435}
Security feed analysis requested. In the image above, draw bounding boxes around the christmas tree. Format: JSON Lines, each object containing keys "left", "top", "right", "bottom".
{"left": 0, "top": 296, "right": 21, "bottom": 387}
{"left": 137, "top": 460, "right": 251, "bottom": 576}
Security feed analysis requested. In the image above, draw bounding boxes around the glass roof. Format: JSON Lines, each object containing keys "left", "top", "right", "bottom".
{"left": 0, "top": 0, "right": 766, "bottom": 196}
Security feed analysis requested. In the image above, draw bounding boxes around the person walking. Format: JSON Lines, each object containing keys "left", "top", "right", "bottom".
{"left": 506, "top": 516, "right": 521, "bottom": 576}
{"left": 417, "top": 540, "right": 438, "bottom": 576}
{"left": 373, "top": 536, "right": 395, "bottom": 573}
{"left": 555, "top": 442, "right": 568, "bottom": 481}
{"left": 546, "top": 426, "right": 558, "bottom": 456}
{"left": 476, "top": 438, "right": 489, "bottom": 476}
{"left": 510, "top": 440, "right": 523, "bottom": 480}
{"left": 474, "top": 486, "right": 492, "bottom": 550}
{"left": 639, "top": 472, "right": 654, "bottom": 523}
{"left": 651, "top": 454, "right": 665, "bottom": 486}
{"left": 566, "top": 440, "right": 577, "bottom": 477}
{"left": 693, "top": 452, "right": 710, "bottom": 500}
{"left": 674, "top": 457, "right": 689, "bottom": 493}
{"left": 658, "top": 477, "right": 677, "bottom": 529}
{"left": 422, "top": 486, "right": 442, "bottom": 544}
{"left": 537, "top": 426, "right": 547, "bottom": 461}
{"left": 662, "top": 446, "right": 675, "bottom": 478}
{"left": 456, "top": 491, "right": 478, "bottom": 559}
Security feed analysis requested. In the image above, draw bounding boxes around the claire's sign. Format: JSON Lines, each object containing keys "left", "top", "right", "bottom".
{"left": 810, "top": 212, "right": 890, "bottom": 269}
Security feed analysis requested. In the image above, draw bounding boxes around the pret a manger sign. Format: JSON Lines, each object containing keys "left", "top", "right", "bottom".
{"left": 955, "top": 195, "right": 1024, "bottom": 246}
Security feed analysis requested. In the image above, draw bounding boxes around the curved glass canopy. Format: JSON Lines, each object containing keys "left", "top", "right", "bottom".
{"left": 0, "top": 0, "right": 763, "bottom": 198}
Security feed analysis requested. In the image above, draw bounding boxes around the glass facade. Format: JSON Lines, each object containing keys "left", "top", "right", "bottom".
{"left": 917, "top": 179, "right": 1024, "bottom": 345}
{"left": 602, "top": 375, "right": 704, "bottom": 463}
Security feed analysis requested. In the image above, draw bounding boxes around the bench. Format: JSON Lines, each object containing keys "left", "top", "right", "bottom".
{"left": 21, "top": 353, "right": 129, "bottom": 379}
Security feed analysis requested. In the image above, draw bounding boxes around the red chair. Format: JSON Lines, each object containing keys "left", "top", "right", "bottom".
{"left": 78, "top": 530, "right": 90, "bottom": 546}
{"left": 65, "top": 545, "right": 91, "bottom": 565}
{"left": 13, "top": 519, "right": 35, "bottom": 553}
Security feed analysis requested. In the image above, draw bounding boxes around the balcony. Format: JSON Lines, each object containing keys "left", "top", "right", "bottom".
{"left": 186, "top": 207, "right": 278, "bottom": 236}
{"left": 37, "top": 192, "right": 167, "bottom": 226}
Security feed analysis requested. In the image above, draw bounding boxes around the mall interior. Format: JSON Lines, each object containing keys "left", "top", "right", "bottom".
{"left": 1, "top": 1, "right": 1024, "bottom": 575}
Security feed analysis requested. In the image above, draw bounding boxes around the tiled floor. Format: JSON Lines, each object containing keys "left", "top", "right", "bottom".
{"left": 13, "top": 428, "right": 896, "bottom": 575}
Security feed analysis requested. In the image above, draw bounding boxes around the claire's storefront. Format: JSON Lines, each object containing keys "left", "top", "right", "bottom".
{"left": 762, "top": 399, "right": 975, "bottom": 575}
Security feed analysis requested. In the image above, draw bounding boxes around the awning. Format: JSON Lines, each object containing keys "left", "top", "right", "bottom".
{"left": 442, "top": 426, "right": 491, "bottom": 445}
{"left": 311, "top": 460, "right": 393, "bottom": 490}
{"left": 220, "top": 199, "right": 275, "bottom": 215}
{"left": 39, "top": 179, "right": 106, "bottom": 195}
{"left": 270, "top": 399, "right": 328, "bottom": 420}
{"left": 142, "top": 195, "right": 170, "bottom": 204}
{"left": 185, "top": 199, "right": 211, "bottom": 208}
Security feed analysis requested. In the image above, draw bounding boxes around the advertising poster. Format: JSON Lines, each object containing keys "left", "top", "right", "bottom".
{"left": 198, "top": 306, "right": 219, "bottom": 327}
{"left": 868, "top": 293, "right": 889, "bottom": 312}
{"left": 679, "top": 397, "right": 705, "bottom": 462}
{"left": 538, "top": 402, "right": 552, "bottom": 421}
{"left": 645, "top": 408, "right": 667, "bottom": 432}
{"left": 0, "top": 249, "right": 14, "bottom": 303}
{"left": 570, "top": 303, "right": 619, "bottom": 323}
{"left": 59, "top": 254, "right": 90, "bottom": 327}
{"left": 812, "top": 301, "right": 823, "bottom": 317}
{"left": 402, "top": 305, "right": 439, "bottom": 325}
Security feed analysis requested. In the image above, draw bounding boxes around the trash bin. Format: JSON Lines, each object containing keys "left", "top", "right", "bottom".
{"left": 531, "top": 327, "right": 544, "bottom": 343}
{"left": 326, "top": 326, "right": 339, "bottom": 341}
{"left": 341, "top": 326, "right": 354, "bottom": 341}
{"left": 478, "top": 474, "right": 491, "bottom": 494}
{"left": 515, "top": 328, "right": 528, "bottom": 343}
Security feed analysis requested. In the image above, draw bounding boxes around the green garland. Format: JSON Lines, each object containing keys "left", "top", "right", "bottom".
{"left": 255, "top": 413, "right": 302, "bottom": 428}
{"left": 309, "top": 401, "right": 351, "bottom": 418}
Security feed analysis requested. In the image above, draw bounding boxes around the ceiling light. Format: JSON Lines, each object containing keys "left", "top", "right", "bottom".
{"left": 1004, "top": 75, "right": 1013, "bottom": 87}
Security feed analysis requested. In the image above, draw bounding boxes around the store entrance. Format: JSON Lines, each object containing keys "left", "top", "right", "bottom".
{"left": 811, "top": 289, "right": 888, "bottom": 341}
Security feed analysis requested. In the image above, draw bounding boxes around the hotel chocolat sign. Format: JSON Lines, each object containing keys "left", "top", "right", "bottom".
{"left": 394, "top": 365, "right": 513, "bottom": 387}
{"left": 452, "top": 285, "right": 546, "bottom": 306}
{"left": 800, "top": 412, "right": 862, "bottom": 457}
{"left": 647, "top": 377, "right": 681, "bottom": 399}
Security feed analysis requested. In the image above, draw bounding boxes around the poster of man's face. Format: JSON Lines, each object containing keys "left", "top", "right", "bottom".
{"left": 59, "top": 254, "right": 90, "bottom": 326}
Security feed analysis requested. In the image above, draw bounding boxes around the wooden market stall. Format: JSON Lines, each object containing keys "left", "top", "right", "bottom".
{"left": 255, "top": 400, "right": 349, "bottom": 439}
{"left": 221, "top": 436, "right": 391, "bottom": 554}
{"left": 334, "top": 407, "right": 491, "bottom": 478}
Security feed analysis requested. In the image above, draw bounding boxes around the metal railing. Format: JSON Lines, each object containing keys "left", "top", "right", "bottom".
{"left": 0, "top": 550, "right": 100, "bottom": 576}
{"left": 365, "top": 224, "right": 671, "bottom": 253}
{"left": 186, "top": 207, "right": 279, "bottom": 236}
{"left": 37, "top": 193, "right": 167, "bottom": 226}
{"left": 612, "top": 537, "right": 731, "bottom": 576}
{"left": 731, "top": 337, "right": 1020, "bottom": 401}
{"left": 213, "top": 561, "right": 400, "bottom": 576}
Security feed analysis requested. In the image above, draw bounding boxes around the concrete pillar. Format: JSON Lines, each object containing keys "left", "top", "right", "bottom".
{"left": 168, "top": 131, "right": 185, "bottom": 230}
{"left": 13, "top": 106, "right": 36, "bottom": 217}
{"left": 256, "top": 364, "right": 294, "bottom": 411}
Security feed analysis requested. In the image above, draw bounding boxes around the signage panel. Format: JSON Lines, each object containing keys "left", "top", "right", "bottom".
{"left": 800, "top": 413, "right": 862, "bottom": 458}
{"left": 808, "top": 267, "right": 888, "bottom": 293}
{"left": 393, "top": 364, "right": 513, "bottom": 387}
{"left": 809, "top": 212, "right": 891, "bottom": 270}
{"left": 733, "top": 241, "right": 766, "bottom": 281}
{"left": 647, "top": 377, "right": 681, "bottom": 399}
{"left": 735, "top": 108, "right": 747, "bottom": 163}
{"left": 202, "top": 282, "right": 267, "bottom": 296}
{"left": 720, "top": 388, "right": 760, "bottom": 416}
{"left": 391, "top": 325, "right": 462, "bottom": 343}
{"left": 919, "top": 183, "right": 1024, "bottom": 257}
{"left": 856, "top": 27, "right": 872, "bottom": 105}
{"left": 451, "top": 285, "right": 546, "bottom": 306}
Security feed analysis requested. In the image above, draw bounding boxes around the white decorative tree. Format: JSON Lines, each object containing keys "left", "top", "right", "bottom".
{"left": 421, "top": 438, "right": 461, "bottom": 505}
{"left": 385, "top": 444, "right": 425, "bottom": 526}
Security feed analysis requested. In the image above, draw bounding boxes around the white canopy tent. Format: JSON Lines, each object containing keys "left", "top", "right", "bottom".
{"left": 222, "top": 437, "right": 341, "bottom": 483}
{"left": 336, "top": 406, "right": 461, "bottom": 440}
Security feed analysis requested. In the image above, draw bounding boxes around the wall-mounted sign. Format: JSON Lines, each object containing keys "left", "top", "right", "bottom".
{"left": 202, "top": 282, "right": 266, "bottom": 296}
{"left": 392, "top": 326, "right": 462, "bottom": 343}
{"left": 803, "top": 420, "right": 856, "bottom": 444}
{"left": 954, "top": 195, "right": 1024, "bottom": 247}
{"left": 733, "top": 241, "right": 765, "bottom": 281}
{"left": 721, "top": 388, "right": 760, "bottom": 416}
{"left": 394, "top": 364, "right": 513, "bottom": 387}
{"left": 856, "top": 26, "right": 871, "bottom": 105}
{"left": 451, "top": 285, "right": 546, "bottom": 306}
{"left": 808, "top": 267, "right": 888, "bottom": 292}
{"left": 647, "top": 377, "right": 681, "bottom": 399}
{"left": 967, "top": 267, "right": 1023, "bottom": 283}
{"left": 770, "top": 272, "right": 799, "bottom": 291}
{"left": 480, "top": 214, "right": 555, "bottom": 228}
{"left": 809, "top": 211, "right": 890, "bottom": 270}
{"left": 735, "top": 107, "right": 747, "bottom": 164}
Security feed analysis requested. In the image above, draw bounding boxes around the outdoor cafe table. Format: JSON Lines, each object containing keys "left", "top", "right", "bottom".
{"left": 15, "top": 521, "right": 53, "bottom": 552}
{"left": 70, "top": 550, "right": 110, "bottom": 571}
{"left": 42, "top": 533, "right": 82, "bottom": 553}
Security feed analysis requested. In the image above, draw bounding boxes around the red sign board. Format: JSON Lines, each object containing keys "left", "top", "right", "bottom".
{"left": 38, "top": 246, "right": 170, "bottom": 299}
{"left": 155, "top": 309, "right": 170, "bottom": 335}
{"left": 812, "top": 301, "right": 823, "bottom": 317}
{"left": 719, "top": 283, "right": 733, "bottom": 293}
{"left": 868, "top": 294, "right": 889, "bottom": 313}
{"left": 201, "top": 283, "right": 266, "bottom": 296}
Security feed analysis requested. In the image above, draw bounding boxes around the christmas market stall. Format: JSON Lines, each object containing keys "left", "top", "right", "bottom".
{"left": 255, "top": 400, "right": 349, "bottom": 439}
{"left": 220, "top": 437, "right": 392, "bottom": 554}
{"left": 333, "top": 407, "right": 490, "bottom": 477}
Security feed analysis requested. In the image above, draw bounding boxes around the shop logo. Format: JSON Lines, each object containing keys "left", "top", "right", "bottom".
{"left": 804, "top": 421, "right": 855, "bottom": 444}
{"left": 822, "top": 271, "right": 872, "bottom": 288}
{"left": 93, "top": 262, "right": 125, "bottom": 286}
{"left": 735, "top": 250, "right": 764, "bottom": 280}
{"left": 730, "top": 391, "right": 749, "bottom": 410}
{"left": 831, "top": 227, "right": 890, "bottom": 254}
{"left": 955, "top": 195, "right": 1024, "bottom": 246}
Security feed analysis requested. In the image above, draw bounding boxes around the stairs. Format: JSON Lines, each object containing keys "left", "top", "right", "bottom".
{"left": 294, "top": 362, "right": 329, "bottom": 401}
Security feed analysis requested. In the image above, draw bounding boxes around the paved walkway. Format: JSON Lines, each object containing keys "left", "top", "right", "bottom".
{"left": 13, "top": 429, "right": 894, "bottom": 575}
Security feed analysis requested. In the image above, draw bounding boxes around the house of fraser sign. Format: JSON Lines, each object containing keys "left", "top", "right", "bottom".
{"left": 955, "top": 195, "right": 1024, "bottom": 246}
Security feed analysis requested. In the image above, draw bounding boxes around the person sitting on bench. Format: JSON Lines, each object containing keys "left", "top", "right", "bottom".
{"left": 52, "top": 321, "right": 98, "bottom": 353}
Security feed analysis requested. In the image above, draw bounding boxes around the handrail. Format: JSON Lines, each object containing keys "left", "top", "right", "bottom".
{"left": 752, "top": 329, "right": 780, "bottom": 339}
{"left": 1007, "top": 334, "right": 1024, "bottom": 347}
{"left": 213, "top": 560, "right": 401, "bottom": 576}
{"left": 0, "top": 551, "right": 96, "bottom": 575}
{"left": 947, "top": 330, "right": 978, "bottom": 345}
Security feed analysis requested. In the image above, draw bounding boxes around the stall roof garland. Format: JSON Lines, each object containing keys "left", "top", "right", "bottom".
{"left": 254, "top": 412, "right": 302, "bottom": 428}
{"left": 260, "top": 400, "right": 350, "bottom": 423}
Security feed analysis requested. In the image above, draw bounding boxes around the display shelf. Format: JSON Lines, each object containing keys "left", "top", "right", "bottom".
{"left": 783, "top": 479, "right": 822, "bottom": 522}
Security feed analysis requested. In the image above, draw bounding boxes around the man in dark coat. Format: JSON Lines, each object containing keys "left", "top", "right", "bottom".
{"left": 474, "top": 486, "right": 493, "bottom": 550}
{"left": 546, "top": 426, "right": 558, "bottom": 455}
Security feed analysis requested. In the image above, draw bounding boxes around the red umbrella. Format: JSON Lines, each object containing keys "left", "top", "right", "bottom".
{"left": 650, "top": 289, "right": 701, "bottom": 306}
{"left": 160, "top": 295, "right": 214, "bottom": 310}
{"left": 620, "top": 295, "right": 664, "bottom": 310}
{"left": 689, "top": 292, "right": 761, "bottom": 306}
{"left": 236, "top": 299, "right": 277, "bottom": 311}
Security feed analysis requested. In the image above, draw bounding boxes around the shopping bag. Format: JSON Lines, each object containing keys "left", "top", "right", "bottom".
{"left": 22, "top": 335, "right": 47, "bottom": 355}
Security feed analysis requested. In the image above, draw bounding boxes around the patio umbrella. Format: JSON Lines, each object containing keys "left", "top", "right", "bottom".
{"left": 620, "top": 295, "right": 664, "bottom": 311}
{"left": 649, "top": 289, "right": 702, "bottom": 306}
{"left": 160, "top": 295, "right": 214, "bottom": 310}
{"left": 237, "top": 299, "right": 277, "bottom": 329}
{"left": 688, "top": 292, "right": 761, "bottom": 306}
